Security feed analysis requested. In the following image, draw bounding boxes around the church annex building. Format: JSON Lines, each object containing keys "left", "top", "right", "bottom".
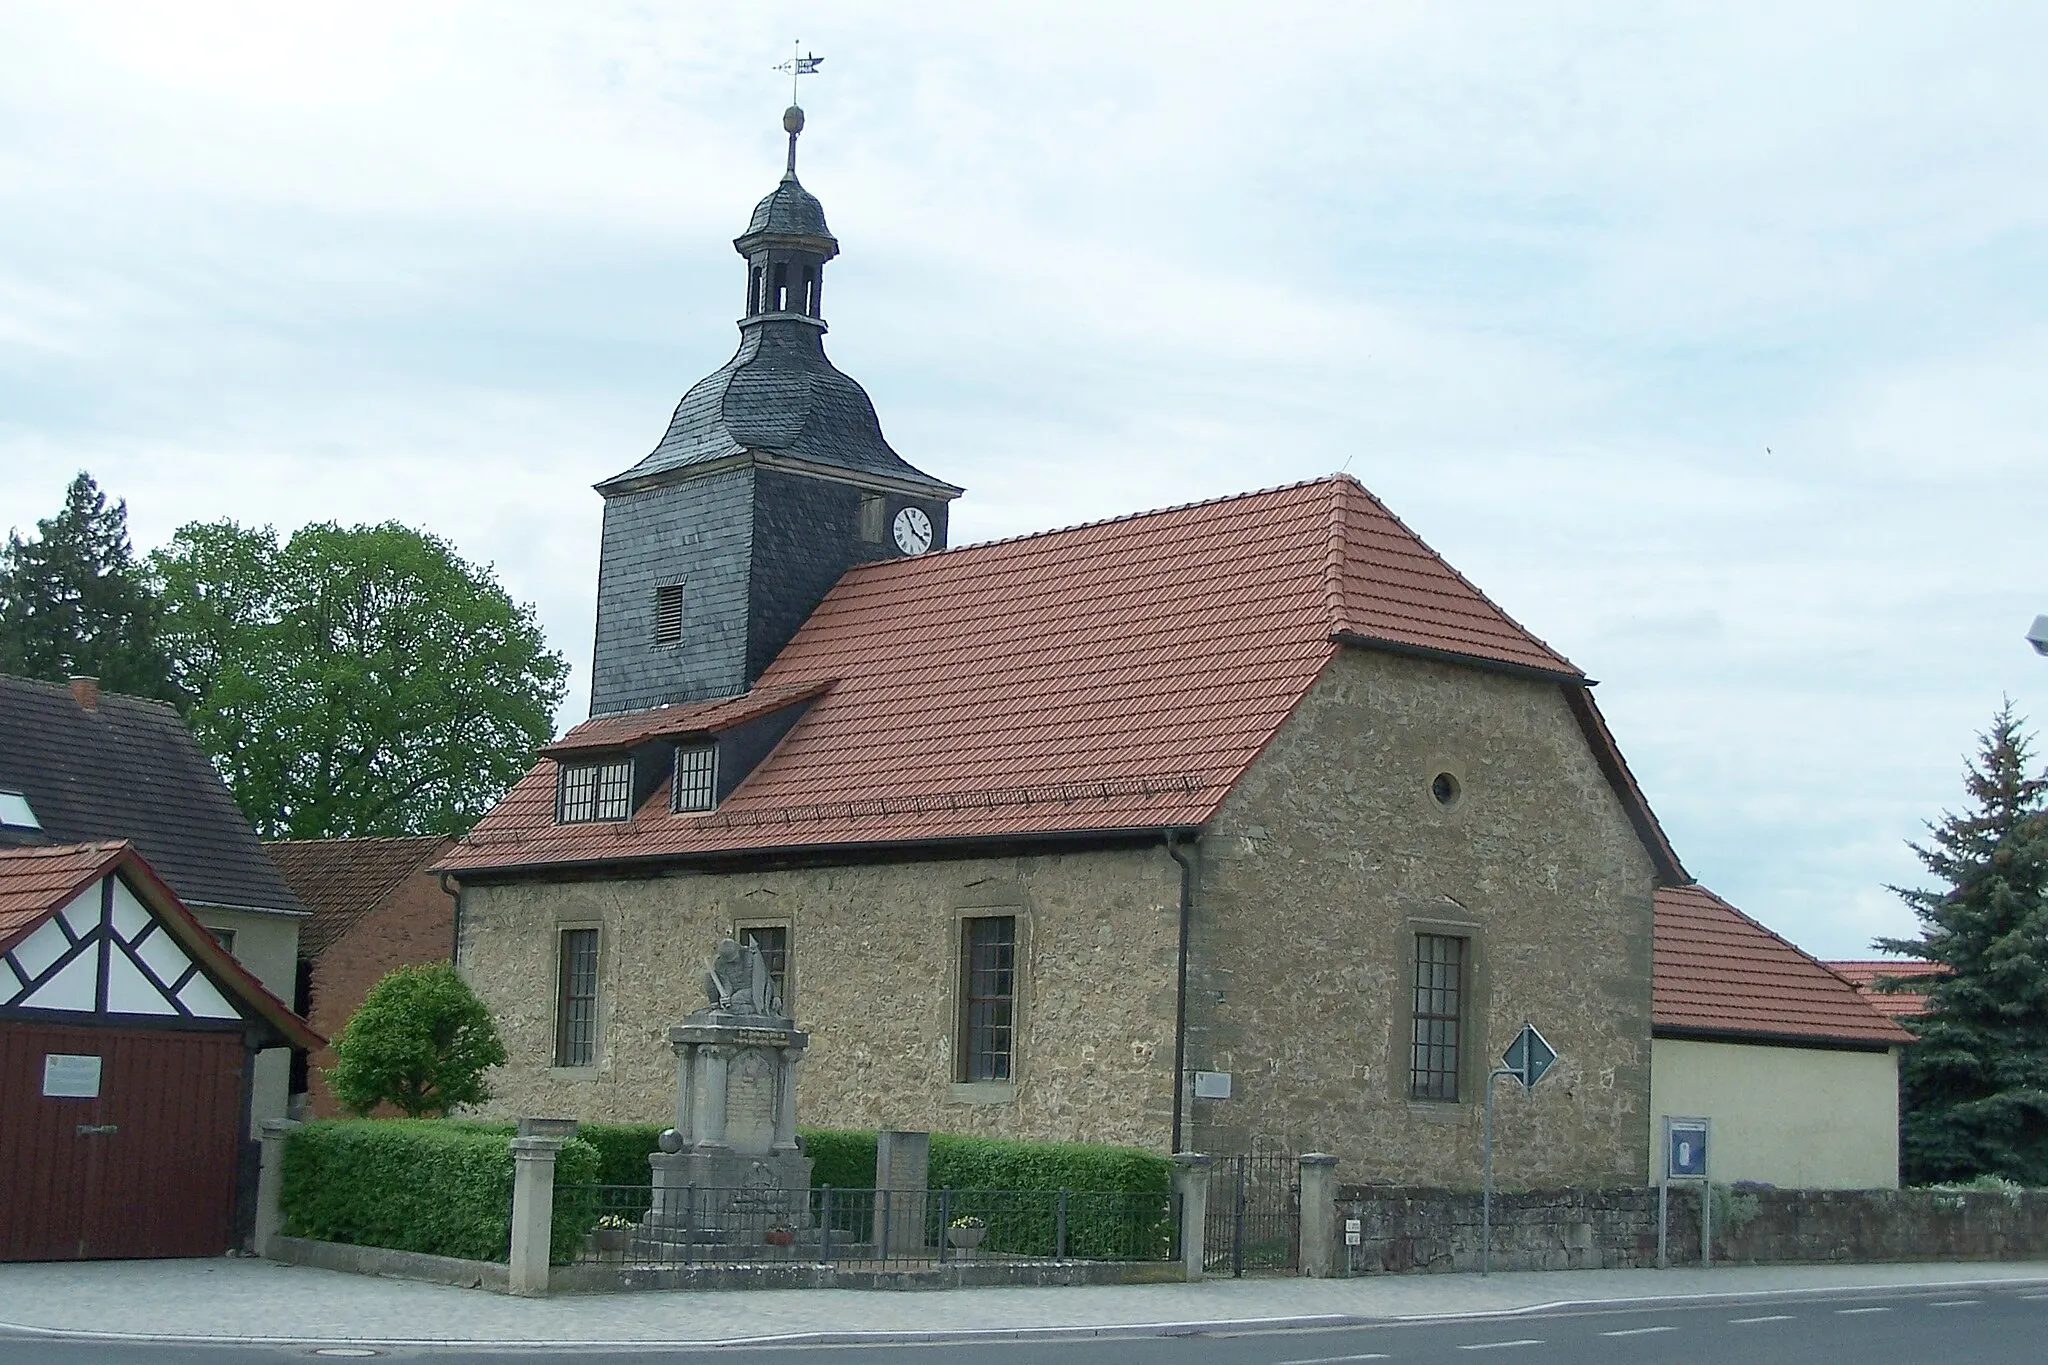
{"left": 441, "top": 109, "right": 1908, "bottom": 1190}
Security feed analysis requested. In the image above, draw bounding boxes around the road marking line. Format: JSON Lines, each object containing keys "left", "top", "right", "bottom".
{"left": 1931, "top": 1299, "right": 1980, "bottom": 1307}
{"left": 1458, "top": 1341, "right": 1545, "bottom": 1351}
{"left": 1276, "top": 1355, "right": 1390, "bottom": 1363}
{"left": 1730, "top": 1315, "right": 1794, "bottom": 1324}
{"left": 1836, "top": 1307, "right": 1890, "bottom": 1315}
{"left": 2023, "top": 1294, "right": 2048, "bottom": 1301}
{"left": 1600, "top": 1326, "right": 1676, "bottom": 1337}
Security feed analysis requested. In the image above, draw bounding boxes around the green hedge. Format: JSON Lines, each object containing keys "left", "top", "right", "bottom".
{"left": 930, "top": 1135, "right": 1170, "bottom": 1195}
{"left": 802, "top": 1127, "right": 879, "bottom": 1190}
{"left": 280, "top": 1120, "right": 598, "bottom": 1265}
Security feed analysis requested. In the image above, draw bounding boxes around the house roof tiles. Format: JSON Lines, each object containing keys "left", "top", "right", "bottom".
{"left": 1654, "top": 885, "right": 1913, "bottom": 1046}
{"left": 0, "top": 675, "right": 302, "bottom": 916}
{"left": 267, "top": 836, "right": 454, "bottom": 959}
{"left": 445, "top": 477, "right": 1628, "bottom": 876}
{"left": 1826, "top": 959, "right": 1947, "bottom": 1019}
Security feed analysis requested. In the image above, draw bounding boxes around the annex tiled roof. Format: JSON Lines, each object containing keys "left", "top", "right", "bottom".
{"left": 0, "top": 840, "right": 124, "bottom": 945}
{"left": 0, "top": 840, "right": 321, "bottom": 1050}
{"left": 268, "top": 836, "right": 454, "bottom": 959}
{"left": 542, "top": 682, "right": 834, "bottom": 759}
{"left": 447, "top": 477, "right": 1619, "bottom": 875}
{"left": 1654, "top": 886, "right": 1913, "bottom": 1046}
{"left": 0, "top": 675, "right": 303, "bottom": 916}
{"left": 1827, "top": 959, "right": 1947, "bottom": 1019}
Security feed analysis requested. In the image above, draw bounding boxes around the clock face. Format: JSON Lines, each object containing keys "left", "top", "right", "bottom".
{"left": 892, "top": 506, "right": 934, "bottom": 555}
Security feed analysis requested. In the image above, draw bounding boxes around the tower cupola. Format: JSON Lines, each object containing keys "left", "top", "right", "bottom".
{"left": 585, "top": 103, "right": 963, "bottom": 717}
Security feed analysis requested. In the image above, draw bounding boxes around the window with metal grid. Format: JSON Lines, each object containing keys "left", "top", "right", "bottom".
{"left": 958, "top": 915, "right": 1017, "bottom": 1082}
{"left": 1409, "top": 933, "right": 1466, "bottom": 1101}
{"left": 653, "top": 583, "right": 685, "bottom": 646}
{"left": 558, "top": 760, "right": 633, "bottom": 822}
{"left": 554, "top": 928, "right": 600, "bottom": 1067}
{"left": 739, "top": 924, "right": 790, "bottom": 1005}
{"left": 673, "top": 744, "right": 717, "bottom": 812}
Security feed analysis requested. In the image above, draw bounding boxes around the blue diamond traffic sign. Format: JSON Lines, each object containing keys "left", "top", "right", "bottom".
{"left": 1501, "top": 1022, "right": 1557, "bottom": 1090}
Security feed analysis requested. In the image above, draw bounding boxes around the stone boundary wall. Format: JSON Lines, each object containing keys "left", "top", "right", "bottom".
{"left": 269, "top": 1234, "right": 510, "bottom": 1292}
{"left": 1332, "top": 1185, "right": 2048, "bottom": 1275}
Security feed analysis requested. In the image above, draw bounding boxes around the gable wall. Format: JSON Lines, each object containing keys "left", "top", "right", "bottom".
{"left": 457, "top": 848, "right": 1183, "bottom": 1145}
{"left": 303, "top": 872, "right": 455, "bottom": 1117}
{"left": 1187, "top": 647, "right": 1658, "bottom": 1185}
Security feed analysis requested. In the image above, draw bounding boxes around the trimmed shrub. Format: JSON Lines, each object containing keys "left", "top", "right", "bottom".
{"left": 281, "top": 1119, "right": 598, "bottom": 1265}
{"left": 802, "top": 1127, "right": 878, "bottom": 1190}
{"left": 579, "top": 1122, "right": 668, "bottom": 1187}
{"left": 930, "top": 1135, "right": 1170, "bottom": 1194}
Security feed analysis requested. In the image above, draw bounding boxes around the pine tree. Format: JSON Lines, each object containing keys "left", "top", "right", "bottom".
{"left": 0, "top": 472, "right": 177, "bottom": 702}
{"left": 1876, "top": 703, "right": 2048, "bottom": 1184}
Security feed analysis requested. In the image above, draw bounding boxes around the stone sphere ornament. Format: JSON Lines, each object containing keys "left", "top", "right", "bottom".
{"left": 658, "top": 1127, "right": 685, "bottom": 1154}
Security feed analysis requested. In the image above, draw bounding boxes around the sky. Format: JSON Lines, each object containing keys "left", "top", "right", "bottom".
{"left": 2, "top": 3, "right": 2044, "bottom": 959}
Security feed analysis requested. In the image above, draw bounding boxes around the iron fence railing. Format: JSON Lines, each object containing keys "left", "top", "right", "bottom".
{"left": 556, "top": 1183, "right": 1179, "bottom": 1269}
{"left": 1204, "top": 1153, "right": 1299, "bottom": 1275}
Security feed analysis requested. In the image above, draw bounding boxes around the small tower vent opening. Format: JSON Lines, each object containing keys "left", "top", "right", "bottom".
{"left": 653, "top": 583, "right": 686, "bottom": 646}
{"left": 772, "top": 262, "right": 789, "bottom": 312}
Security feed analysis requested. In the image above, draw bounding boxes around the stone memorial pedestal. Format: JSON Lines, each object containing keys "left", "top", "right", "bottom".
{"left": 639, "top": 1011, "right": 812, "bottom": 1251}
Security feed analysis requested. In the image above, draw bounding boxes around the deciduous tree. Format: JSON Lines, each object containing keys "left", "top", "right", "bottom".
{"left": 153, "top": 519, "right": 567, "bottom": 838}
{"left": 326, "top": 962, "right": 507, "bottom": 1118}
{"left": 1877, "top": 703, "right": 2048, "bottom": 1184}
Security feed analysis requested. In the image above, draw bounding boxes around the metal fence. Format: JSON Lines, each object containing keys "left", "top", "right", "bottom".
{"left": 1204, "top": 1153, "right": 1300, "bottom": 1276}
{"left": 556, "top": 1184, "right": 1179, "bottom": 1269}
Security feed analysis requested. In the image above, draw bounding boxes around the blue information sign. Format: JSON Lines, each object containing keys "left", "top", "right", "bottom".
{"left": 1666, "top": 1119, "right": 1709, "bottom": 1179}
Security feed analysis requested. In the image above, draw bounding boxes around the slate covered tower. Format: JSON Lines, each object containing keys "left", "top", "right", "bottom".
{"left": 589, "top": 104, "right": 961, "bottom": 716}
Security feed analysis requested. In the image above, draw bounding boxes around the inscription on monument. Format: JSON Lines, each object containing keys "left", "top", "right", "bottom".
{"left": 735, "top": 1028, "right": 791, "bottom": 1047}
{"left": 725, "top": 1049, "right": 777, "bottom": 1153}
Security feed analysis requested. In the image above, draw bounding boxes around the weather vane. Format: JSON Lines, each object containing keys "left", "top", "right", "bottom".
{"left": 773, "top": 42, "right": 823, "bottom": 107}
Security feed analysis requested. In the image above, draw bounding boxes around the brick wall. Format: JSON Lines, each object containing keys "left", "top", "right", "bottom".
{"left": 304, "top": 870, "right": 456, "bottom": 1117}
{"left": 1328, "top": 1185, "right": 2048, "bottom": 1274}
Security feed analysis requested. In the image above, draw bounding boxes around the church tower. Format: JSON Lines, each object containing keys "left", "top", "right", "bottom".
{"left": 588, "top": 105, "right": 962, "bottom": 716}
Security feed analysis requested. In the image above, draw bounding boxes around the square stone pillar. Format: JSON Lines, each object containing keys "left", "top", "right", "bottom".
{"left": 1298, "top": 1153, "right": 1338, "bottom": 1278}
{"left": 253, "top": 1118, "right": 300, "bottom": 1258}
{"left": 508, "top": 1136, "right": 563, "bottom": 1296}
{"left": 873, "top": 1130, "right": 930, "bottom": 1255}
{"left": 1172, "top": 1152, "right": 1211, "bottom": 1282}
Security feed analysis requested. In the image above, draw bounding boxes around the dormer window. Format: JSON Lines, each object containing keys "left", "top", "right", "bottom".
{"left": 673, "top": 744, "right": 718, "bottom": 813}
{"left": 558, "top": 759, "right": 633, "bottom": 823}
{"left": 0, "top": 790, "right": 38, "bottom": 831}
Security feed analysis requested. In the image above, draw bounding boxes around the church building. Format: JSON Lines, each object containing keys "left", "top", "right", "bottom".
{"left": 442, "top": 108, "right": 1898, "bottom": 1189}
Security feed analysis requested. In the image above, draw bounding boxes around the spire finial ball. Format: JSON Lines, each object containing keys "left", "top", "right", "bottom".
{"left": 783, "top": 105, "right": 805, "bottom": 136}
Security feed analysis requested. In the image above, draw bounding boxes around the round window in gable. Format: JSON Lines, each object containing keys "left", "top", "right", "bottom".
{"left": 1431, "top": 772, "right": 1462, "bottom": 809}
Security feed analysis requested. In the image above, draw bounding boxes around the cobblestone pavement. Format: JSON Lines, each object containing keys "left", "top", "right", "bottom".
{"left": 2, "top": 1257, "right": 2046, "bottom": 1347}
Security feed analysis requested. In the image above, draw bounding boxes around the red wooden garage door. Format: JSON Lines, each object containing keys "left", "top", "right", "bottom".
{"left": 0, "top": 1022, "right": 246, "bottom": 1260}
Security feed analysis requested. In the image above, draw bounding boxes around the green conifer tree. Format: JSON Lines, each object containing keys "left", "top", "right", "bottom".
{"left": 0, "top": 472, "right": 176, "bottom": 701}
{"left": 1877, "top": 703, "right": 2048, "bottom": 1184}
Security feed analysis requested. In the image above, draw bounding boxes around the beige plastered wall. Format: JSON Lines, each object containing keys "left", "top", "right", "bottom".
{"left": 190, "top": 904, "right": 302, "bottom": 1137}
{"left": 1186, "top": 646, "right": 1660, "bottom": 1188}
{"left": 456, "top": 848, "right": 1183, "bottom": 1147}
{"left": 1650, "top": 1036, "right": 1900, "bottom": 1189}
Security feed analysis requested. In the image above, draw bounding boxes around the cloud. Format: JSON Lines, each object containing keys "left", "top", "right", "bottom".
{"left": 3, "top": 1, "right": 2045, "bottom": 957}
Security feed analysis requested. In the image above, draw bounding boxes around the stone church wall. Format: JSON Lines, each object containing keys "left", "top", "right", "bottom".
{"left": 1185, "top": 646, "right": 1658, "bottom": 1187}
{"left": 456, "top": 848, "right": 1184, "bottom": 1148}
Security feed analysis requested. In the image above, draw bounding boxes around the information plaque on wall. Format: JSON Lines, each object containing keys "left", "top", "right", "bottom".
{"left": 42, "top": 1054, "right": 102, "bottom": 1099}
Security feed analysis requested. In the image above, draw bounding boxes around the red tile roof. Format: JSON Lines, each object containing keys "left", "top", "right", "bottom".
{"left": 0, "top": 841, "right": 322, "bottom": 1050}
{"left": 543, "top": 681, "right": 835, "bottom": 758}
{"left": 1654, "top": 886, "right": 1914, "bottom": 1046}
{"left": 1826, "top": 959, "right": 1947, "bottom": 1019}
{"left": 444, "top": 477, "right": 1595, "bottom": 873}
{"left": 267, "top": 835, "right": 454, "bottom": 958}
{"left": 0, "top": 840, "right": 126, "bottom": 944}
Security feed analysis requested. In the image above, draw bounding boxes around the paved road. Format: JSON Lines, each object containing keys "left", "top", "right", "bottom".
{"left": 3, "top": 1284, "right": 2043, "bottom": 1363}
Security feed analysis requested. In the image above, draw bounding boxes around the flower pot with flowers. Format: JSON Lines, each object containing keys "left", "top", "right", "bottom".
{"left": 764, "top": 1223, "right": 798, "bottom": 1247}
{"left": 592, "top": 1214, "right": 633, "bottom": 1255}
{"left": 946, "top": 1215, "right": 988, "bottom": 1252}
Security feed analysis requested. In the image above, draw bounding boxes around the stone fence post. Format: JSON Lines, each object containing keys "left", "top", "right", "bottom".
{"left": 874, "top": 1130, "right": 930, "bottom": 1255}
{"left": 508, "top": 1136, "right": 564, "bottom": 1296}
{"left": 1298, "top": 1153, "right": 1338, "bottom": 1278}
{"left": 253, "top": 1117, "right": 300, "bottom": 1258}
{"left": 1172, "top": 1152, "right": 1212, "bottom": 1282}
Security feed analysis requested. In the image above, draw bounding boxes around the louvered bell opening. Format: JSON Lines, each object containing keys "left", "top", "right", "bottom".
{"left": 653, "top": 583, "right": 686, "bottom": 647}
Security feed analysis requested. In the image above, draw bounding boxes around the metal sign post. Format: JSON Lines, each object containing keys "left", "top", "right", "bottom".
{"left": 1657, "top": 1116, "right": 1710, "bottom": 1269}
{"left": 1481, "top": 1022, "right": 1558, "bottom": 1276}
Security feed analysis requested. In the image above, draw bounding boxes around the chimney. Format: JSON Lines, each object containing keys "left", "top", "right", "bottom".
{"left": 68, "top": 676, "right": 100, "bottom": 712}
